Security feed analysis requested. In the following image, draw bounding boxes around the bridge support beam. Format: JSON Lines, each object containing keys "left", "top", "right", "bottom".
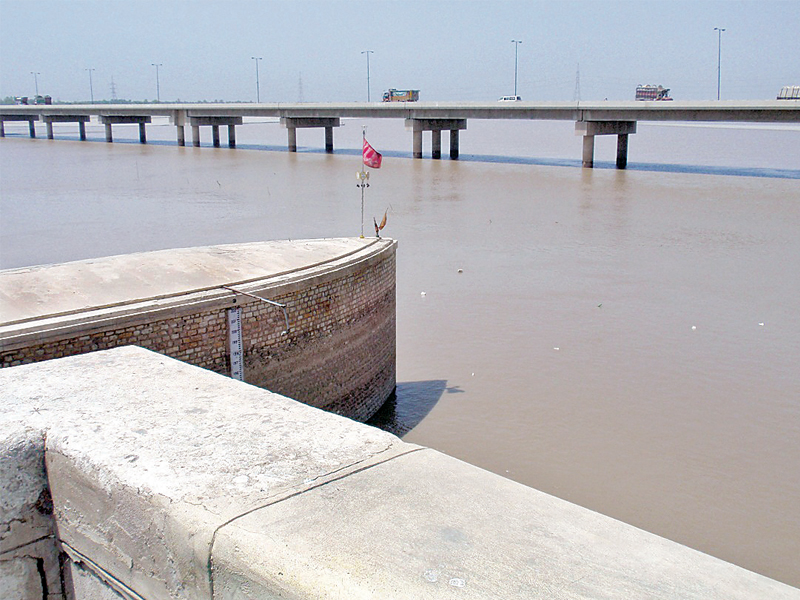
{"left": 99, "top": 115, "right": 152, "bottom": 144}
{"left": 280, "top": 117, "right": 341, "bottom": 153}
{"left": 405, "top": 119, "right": 467, "bottom": 159}
{"left": 575, "top": 121, "right": 637, "bottom": 169}
{"left": 188, "top": 116, "right": 243, "bottom": 149}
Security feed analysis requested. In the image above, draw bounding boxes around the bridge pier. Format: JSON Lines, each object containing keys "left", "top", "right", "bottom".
{"left": 0, "top": 114, "right": 40, "bottom": 138}
{"left": 99, "top": 115, "right": 152, "bottom": 144}
{"left": 42, "top": 115, "right": 91, "bottom": 141}
{"left": 575, "top": 121, "right": 637, "bottom": 168}
{"left": 405, "top": 119, "right": 466, "bottom": 159}
{"left": 188, "top": 116, "right": 243, "bottom": 148}
{"left": 280, "top": 117, "right": 341, "bottom": 153}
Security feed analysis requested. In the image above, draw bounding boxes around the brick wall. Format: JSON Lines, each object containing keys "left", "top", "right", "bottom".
{"left": 1, "top": 242, "right": 396, "bottom": 422}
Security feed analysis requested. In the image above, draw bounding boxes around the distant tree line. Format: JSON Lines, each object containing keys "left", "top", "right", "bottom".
{"left": 1, "top": 97, "right": 268, "bottom": 104}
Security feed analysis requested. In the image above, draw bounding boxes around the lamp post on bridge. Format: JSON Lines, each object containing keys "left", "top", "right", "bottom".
{"left": 251, "top": 56, "right": 262, "bottom": 103}
{"left": 511, "top": 40, "right": 522, "bottom": 98}
{"left": 85, "top": 68, "right": 95, "bottom": 103}
{"left": 151, "top": 63, "right": 162, "bottom": 102}
{"left": 714, "top": 27, "right": 725, "bottom": 100}
{"left": 361, "top": 50, "right": 374, "bottom": 102}
{"left": 31, "top": 72, "right": 40, "bottom": 97}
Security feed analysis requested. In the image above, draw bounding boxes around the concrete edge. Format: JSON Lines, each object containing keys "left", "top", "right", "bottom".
{"left": 0, "top": 239, "right": 396, "bottom": 352}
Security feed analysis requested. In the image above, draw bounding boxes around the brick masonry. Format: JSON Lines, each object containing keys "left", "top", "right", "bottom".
{"left": 1, "top": 242, "right": 397, "bottom": 422}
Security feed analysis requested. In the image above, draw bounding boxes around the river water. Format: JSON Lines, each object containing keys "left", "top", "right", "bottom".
{"left": 1, "top": 116, "right": 799, "bottom": 586}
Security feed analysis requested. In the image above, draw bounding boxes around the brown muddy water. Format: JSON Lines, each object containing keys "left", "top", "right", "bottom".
{"left": 1, "top": 117, "right": 799, "bottom": 586}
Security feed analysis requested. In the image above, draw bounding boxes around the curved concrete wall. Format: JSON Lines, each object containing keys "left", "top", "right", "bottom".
{"left": 0, "top": 238, "right": 396, "bottom": 422}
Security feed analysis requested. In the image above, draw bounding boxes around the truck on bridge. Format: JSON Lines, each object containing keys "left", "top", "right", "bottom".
{"left": 635, "top": 85, "right": 672, "bottom": 101}
{"left": 382, "top": 89, "right": 420, "bottom": 102}
{"left": 777, "top": 85, "right": 800, "bottom": 100}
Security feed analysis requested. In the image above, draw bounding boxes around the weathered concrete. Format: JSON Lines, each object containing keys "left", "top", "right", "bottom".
{"left": 1, "top": 347, "right": 404, "bottom": 600}
{"left": 2, "top": 347, "right": 798, "bottom": 599}
{"left": 0, "top": 427, "right": 62, "bottom": 599}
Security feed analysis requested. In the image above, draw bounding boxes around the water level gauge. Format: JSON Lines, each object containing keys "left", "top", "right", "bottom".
{"left": 227, "top": 307, "right": 244, "bottom": 381}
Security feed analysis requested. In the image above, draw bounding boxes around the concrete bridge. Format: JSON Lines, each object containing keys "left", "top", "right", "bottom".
{"left": 1, "top": 100, "right": 798, "bottom": 168}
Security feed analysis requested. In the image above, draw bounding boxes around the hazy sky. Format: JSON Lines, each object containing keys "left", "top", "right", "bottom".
{"left": 1, "top": 1, "right": 798, "bottom": 103}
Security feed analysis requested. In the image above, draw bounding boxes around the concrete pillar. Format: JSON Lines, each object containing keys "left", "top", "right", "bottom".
{"left": 582, "top": 135, "right": 595, "bottom": 168}
{"left": 29, "top": 120, "right": 36, "bottom": 138}
{"left": 450, "top": 129, "right": 459, "bottom": 159}
{"left": 616, "top": 134, "right": 629, "bottom": 169}
{"left": 176, "top": 125, "right": 185, "bottom": 146}
{"left": 413, "top": 129, "right": 423, "bottom": 159}
{"left": 138, "top": 122, "right": 147, "bottom": 144}
{"left": 228, "top": 124, "right": 236, "bottom": 148}
{"left": 105, "top": 123, "right": 113, "bottom": 143}
{"left": 575, "top": 121, "right": 636, "bottom": 169}
{"left": 288, "top": 127, "right": 297, "bottom": 152}
{"left": 432, "top": 130, "right": 442, "bottom": 159}
{"left": 192, "top": 125, "right": 200, "bottom": 147}
{"left": 79, "top": 121, "right": 86, "bottom": 141}
{"left": 212, "top": 125, "right": 220, "bottom": 147}
{"left": 46, "top": 121, "right": 54, "bottom": 139}
{"left": 0, "top": 121, "right": 4, "bottom": 137}
{"left": 325, "top": 126, "right": 333, "bottom": 153}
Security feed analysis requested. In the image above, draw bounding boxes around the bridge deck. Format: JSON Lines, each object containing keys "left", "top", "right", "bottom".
{"left": 2, "top": 100, "right": 798, "bottom": 123}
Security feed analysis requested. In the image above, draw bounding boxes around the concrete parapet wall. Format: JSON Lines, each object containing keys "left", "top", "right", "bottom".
{"left": 1, "top": 347, "right": 798, "bottom": 599}
{"left": 0, "top": 238, "right": 396, "bottom": 421}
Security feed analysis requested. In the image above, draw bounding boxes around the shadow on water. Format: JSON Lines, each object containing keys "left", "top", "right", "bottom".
{"left": 6, "top": 132, "right": 798, "bottom": 179}
{"left": 367, "top": 379, "right": 449, "bottom": 437}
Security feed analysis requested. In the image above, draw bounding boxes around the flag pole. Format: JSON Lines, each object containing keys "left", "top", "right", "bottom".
{"left": 357, "top": 126, "right": 369, "bottom": 238}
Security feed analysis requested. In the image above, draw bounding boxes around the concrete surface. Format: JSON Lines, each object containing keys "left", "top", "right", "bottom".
{"left": 0, "top": 238, "right": 381, "bottom": 325}
{"left": 2, "top": 100, "right": 798, "bottom": 122}
{"left": 2, "top": 347, "right": 798, "bottom": 599}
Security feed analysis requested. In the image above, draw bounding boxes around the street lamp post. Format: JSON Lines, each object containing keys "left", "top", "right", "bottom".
{"left": 512, "top": 40, "right": 522, "bottom": 98}
{"left": 251, "top": 57, "right": 263, "bottom": 102}
{"left": 714, "top": 27, "right": 726, "bottom": 100}
{"left": 361, "top": 50, "right": 374, "bottom": 102}
{"left": 31, "top": 72, "right": 40, "bottom": 97}
{"left": 86, "top": 68, "right": 95, "bottom": 103}
{"left": 151, "top": 63, "right": 163, "bottom": 102}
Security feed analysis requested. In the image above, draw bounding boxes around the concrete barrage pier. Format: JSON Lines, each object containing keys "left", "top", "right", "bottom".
{"left": 2, "top": 347, "right": 799, "bottom": 599}
{"left": 0, "top": 238, "right": 397, "bottom": 422}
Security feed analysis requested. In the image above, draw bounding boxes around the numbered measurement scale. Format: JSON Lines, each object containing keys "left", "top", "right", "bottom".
{"left": 227, "top": 307, "right": 244, "bottom": 381}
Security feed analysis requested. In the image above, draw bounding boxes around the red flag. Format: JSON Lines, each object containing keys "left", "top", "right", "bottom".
{"left": 363, "top": 137, "right": 382, "bottom": 169}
